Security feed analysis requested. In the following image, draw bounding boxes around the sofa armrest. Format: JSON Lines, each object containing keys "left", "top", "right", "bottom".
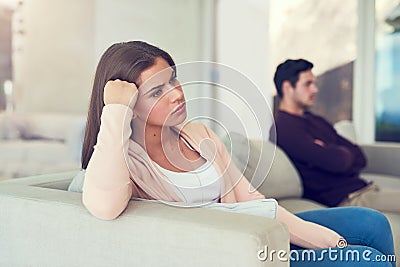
{"left": 0, "top": 181, "right": 289, "bottom": 267}
{"left": 0, "top": 170, "right": 79, "bottom": 189}
{"left": 361, "top": 143, "right": 400, "bottom": 177}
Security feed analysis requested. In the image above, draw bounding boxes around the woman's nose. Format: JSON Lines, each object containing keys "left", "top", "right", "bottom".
{"left": 167, "top": 85, "right": 183, "bottom": 102}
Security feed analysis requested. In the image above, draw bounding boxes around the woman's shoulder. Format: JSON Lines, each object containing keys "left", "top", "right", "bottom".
{"left": 179, "top": 121, "right": 215, "bottom": 138}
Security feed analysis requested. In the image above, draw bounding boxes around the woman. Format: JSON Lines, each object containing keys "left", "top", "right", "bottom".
{"left": 80, "top": 41, "right": 395, "bottom": 266}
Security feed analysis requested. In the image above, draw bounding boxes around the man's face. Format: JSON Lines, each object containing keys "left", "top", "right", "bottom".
{"left": 289, "top": 70, "right": 319, "bottom": 110}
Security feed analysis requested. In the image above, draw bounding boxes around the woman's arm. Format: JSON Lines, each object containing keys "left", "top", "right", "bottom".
{"left": 277, "top": 205, "right": 343, "bottom": 249}
{"left": 204, "top": 124, "right": 343, "bottom": 248}
{"left": 83, "top": 80, "right": 138, "bottom": 220}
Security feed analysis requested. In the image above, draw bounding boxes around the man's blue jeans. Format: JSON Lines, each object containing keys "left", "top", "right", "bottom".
{"left": 292, "top": 207, "right": 395, "bottom": 267}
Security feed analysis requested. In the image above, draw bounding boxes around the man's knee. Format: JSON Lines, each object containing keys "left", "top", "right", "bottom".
{"left": 351, "top": 207, "right": 391, "bottom": 232}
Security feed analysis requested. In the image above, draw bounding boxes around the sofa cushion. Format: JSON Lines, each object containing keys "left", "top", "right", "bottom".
{"left": 0, "top": 140, "right": 80, "bottom": 178}
{"left": 361, "top": 172, "right": 400, "bottom": 190}
{"left": 278, "top": 198, "right": 327, "bottom": 214}
{"left": 0, "top": 112, "right": 85, "bottom": 179}
{"left": 223, "top": 132, "right": 303, "bottom": 199}
{"left": 0, "top": 113, "right": 26, "bottom": 139}
{"left": 0, "top": 172, "right": 290, "bottom": 267}
{"left": 68, "top": 170, "right": 85, "bottom": 193}
{"left": 22, "top": 113, "right": 86, "bottom": 142}
{"left": 333, "top": 120, "right": 357, "bottom": 143}
{"left": 382, "top": 212, "right": 400, "bottom": 263}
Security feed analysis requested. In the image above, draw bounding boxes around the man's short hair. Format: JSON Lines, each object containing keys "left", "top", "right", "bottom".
{"left": 273, "top": 59, "right": 314, "bottom": 98}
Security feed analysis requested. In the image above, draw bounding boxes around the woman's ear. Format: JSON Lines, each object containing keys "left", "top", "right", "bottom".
{"left": 132, "top": 111, "right": 137, "bottom": 119}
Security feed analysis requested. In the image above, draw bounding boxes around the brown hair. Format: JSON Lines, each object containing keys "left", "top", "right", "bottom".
{"left": 273, "top": 59, "right": 313, "bottom": 98}
{"left": 81, "top": 41, "right": 176, "bottom": 169}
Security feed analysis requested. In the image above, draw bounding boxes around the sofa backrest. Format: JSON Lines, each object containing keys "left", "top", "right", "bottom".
{"left": 222, "top": 132, "right": 303, "bottom": 199}
{"left": 334, "top": 120, "right": 357, "bottom": 143}
{"left": 0, "top": 112, "right": 86, "bottom": 143}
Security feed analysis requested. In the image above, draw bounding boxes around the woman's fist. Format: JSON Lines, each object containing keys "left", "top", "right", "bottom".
{"left": 103, "top": 79, "right": 138, "bottom": 109}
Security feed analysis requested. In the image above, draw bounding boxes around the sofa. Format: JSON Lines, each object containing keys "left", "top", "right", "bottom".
{"left": 0, "top": 171, "right": 289, "bottom": 267}
{"left": 225, "top": 129, "right": 400, "bottom": 267}
{"left": 0, "top": 111, "right": 86, "bottom": 180}
{"left": 0, "top": 125, "right": 399, "bottom": 266}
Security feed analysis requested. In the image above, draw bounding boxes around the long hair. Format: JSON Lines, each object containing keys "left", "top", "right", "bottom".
{"left": 81, "top": 41, "right": 176, "bottom": 169}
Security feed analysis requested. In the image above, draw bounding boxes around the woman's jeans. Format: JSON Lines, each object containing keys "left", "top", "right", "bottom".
{"left": 291, "top": 207, "right": 395, "bottom": 267}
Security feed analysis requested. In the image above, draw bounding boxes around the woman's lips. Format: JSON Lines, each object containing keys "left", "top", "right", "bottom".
{"left": 171, "top": 103, "right": 186, "bottom": 115}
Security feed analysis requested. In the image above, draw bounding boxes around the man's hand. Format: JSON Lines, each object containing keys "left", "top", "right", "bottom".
{"left": 314, "top": 139, "right": 325, "bottom": 147}
{"left": 103, "top": 79, "right": 138, "bottom": 109}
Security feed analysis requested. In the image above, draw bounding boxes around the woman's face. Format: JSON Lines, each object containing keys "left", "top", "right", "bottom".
{"left": 133, "top": 57, "right": 186, "bottom": 127}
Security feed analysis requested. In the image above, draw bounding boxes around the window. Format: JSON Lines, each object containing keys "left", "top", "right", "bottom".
{"left": 375, "top": 0, "right": 400, "bottom": 142}
{"left": 269, "top": 0, "right": 357, "bottom": 124}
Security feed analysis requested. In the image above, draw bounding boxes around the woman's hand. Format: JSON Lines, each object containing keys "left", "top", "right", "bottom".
{"left": 103, "top": 79, "right": 138, "bottom": 109}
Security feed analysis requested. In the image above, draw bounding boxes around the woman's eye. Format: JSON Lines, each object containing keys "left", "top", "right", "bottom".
{"left": 152, "top": 89, "right": 163, "bottom": 97}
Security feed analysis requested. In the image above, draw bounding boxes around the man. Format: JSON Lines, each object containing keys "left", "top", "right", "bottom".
{"left": 270, "top": 58, "right": 399, "bottom": 213}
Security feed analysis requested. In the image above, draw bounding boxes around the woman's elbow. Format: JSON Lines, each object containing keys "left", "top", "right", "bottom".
{"left": 82, "top": 194, "right": 127, "bottom": 220}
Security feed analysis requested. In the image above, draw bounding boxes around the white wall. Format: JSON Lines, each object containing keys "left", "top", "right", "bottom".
{"left": 12, "top": 0, "right": 95, "bottom": 114}
{"left": 93, "top": 0, "right": 212, "bottom": 120}
{"left": 12, "top": 0, "right": 210, "bottom": 115}
{"left": 215, "top": 0, "right": 272, "bottom": 140}
{"left": 94, "top": 0, "right": 203, "bottom": 64}
{"left": 10, "top": 0, "right": 392, "bottom": 145}
{"left": 12, "top": 0, "right": 273, "bottom": 138}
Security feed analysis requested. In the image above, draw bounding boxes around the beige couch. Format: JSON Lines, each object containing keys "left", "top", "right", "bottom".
{"left": 0, "top": 170, "right": 289, "bottom": 267}
{"left": 225, "top": 131, "right": 400, "bottom": 266}
{"left": 0, "top": 129, "right": 398, "bottom": 266}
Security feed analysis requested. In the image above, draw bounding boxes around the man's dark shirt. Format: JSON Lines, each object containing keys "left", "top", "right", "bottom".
{"left": 270, "top": 110, "right": 368, "bottom": 207}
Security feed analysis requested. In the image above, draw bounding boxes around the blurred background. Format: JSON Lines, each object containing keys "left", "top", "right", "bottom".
{"left": 0, "top": 0, "right": 399, "bottom": 179}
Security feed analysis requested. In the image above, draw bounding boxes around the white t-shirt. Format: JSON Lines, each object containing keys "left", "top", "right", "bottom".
{"left": 155, "top": 159, "right": 221, "bottom": 204}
